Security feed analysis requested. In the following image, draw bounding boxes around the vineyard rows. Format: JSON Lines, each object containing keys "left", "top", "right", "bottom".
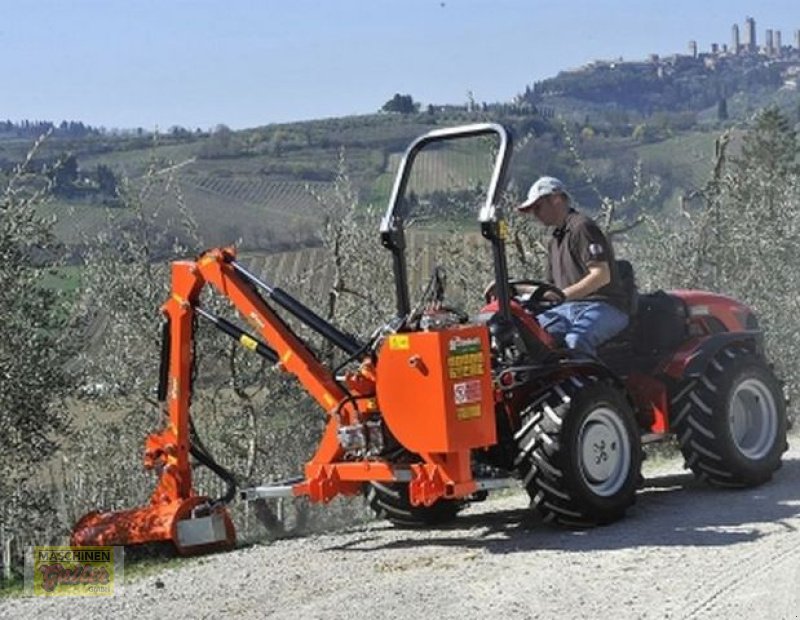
{"left": 240, "top": 230, "right": 487, "bottom": 304}
{"left": 49, "top": 175, "right": 331, "bottom": 249}
{"left": 390, "top": 148, "right": 495, "bottom": 193}
{"left": 189, "top": 175, "right": 329, "bottom": 217}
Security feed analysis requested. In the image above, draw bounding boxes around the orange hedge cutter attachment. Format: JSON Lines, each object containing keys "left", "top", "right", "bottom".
{"left": 72, "top": 124, "right": 512, "bottom": 556}
{"left": 71, "top": 244, "right": 499, "bottom": 555}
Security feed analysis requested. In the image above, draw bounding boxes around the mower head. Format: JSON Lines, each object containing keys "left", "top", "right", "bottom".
{"left": 72, "top": 285, "right": 239, "bottom": 556}
{"left": 72, "top": 496, "right": 235, "bottom": 556}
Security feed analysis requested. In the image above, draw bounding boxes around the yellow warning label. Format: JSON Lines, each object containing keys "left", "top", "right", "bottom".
{"left": 456, "top": 404, "right": 482, "bottom": 420}
{"left": 447, "top": 352, "right": 484, "bottom": 379}
{"left": 239, "top": 335, "right": 258, "bottom": 352}
{"left": 388, "top": 334, "right": 410, "bottom": 350}
{"left": 498, "top": 219, "right": 508, "bottom": 240}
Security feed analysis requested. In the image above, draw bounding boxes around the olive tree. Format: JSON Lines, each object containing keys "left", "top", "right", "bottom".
{"left": 630, "top": 107, "right": 800, "bottom": 403}
{"left": 0, "top": 139, "right": 74, "bottom": 571}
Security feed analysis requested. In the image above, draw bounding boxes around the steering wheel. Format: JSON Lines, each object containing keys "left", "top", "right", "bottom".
{"left": 506, "top": 279, "right": 566, "bottom": 313}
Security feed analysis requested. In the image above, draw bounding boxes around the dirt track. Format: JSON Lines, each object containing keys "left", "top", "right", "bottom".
{"left": 4, "top": 441, "right": 800, "bottom": 620}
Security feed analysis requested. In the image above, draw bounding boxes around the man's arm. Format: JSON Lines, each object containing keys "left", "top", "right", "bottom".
{"left": 547, "top": 262, "right": 610, "bottom": 301}
{"left": 550, "top": 218, "right": 613, "bottom": 301}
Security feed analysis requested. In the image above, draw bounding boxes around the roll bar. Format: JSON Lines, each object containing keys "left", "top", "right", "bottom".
{"left": 379, "top": 123, "right": 514, "bottom": 322}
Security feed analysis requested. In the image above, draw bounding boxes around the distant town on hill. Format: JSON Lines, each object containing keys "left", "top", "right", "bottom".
{"left": 518, "top": 16, "right": 800, "bottom": 118}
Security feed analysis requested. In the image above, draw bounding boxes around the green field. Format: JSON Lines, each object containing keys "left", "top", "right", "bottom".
{"left": 634, "top": 130, "right": 719, "bottom": 189}
{"left": 373, "top": 142, "right": 496, "bottom": 201}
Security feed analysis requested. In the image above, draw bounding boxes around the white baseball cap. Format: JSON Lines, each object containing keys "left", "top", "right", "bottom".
{"left": 518, "top": 176, "right": 569, "bottom": 211}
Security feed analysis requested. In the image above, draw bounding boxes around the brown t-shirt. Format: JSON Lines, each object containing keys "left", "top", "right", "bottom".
{"left": 545, "top": 210, "right": 628, "bottom": 313}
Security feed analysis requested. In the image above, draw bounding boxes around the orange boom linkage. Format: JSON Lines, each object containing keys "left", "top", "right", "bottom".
{"left": 72, "top": 243, "right": 497, "bottom": 554}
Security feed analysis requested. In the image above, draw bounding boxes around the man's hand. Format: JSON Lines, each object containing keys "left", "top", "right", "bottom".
{"left": 542, "top": 289, "right": 562, "bottom": 302}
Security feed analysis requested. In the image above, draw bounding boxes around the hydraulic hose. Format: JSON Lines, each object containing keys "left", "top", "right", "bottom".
{"left": 189, "top": 417, "right": 238, "bottom": 506}
{"left": 190, "top": 443, "right": 237, "bottom": 505}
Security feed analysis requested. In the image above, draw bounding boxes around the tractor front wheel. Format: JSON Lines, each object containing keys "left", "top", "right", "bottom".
{"left": 515, "top": 375, "right": 642, "bottom": 527}
{"left": 671, "top": 346, "right": 787, "bottom": 487}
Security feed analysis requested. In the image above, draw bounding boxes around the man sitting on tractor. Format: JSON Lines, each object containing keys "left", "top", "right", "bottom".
{"left": 517, "top": 176, "right": 629, "bottom": 357}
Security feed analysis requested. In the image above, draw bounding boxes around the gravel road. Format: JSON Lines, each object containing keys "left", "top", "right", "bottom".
{"left": 5, "top": 441, "right": 800, "bottom": 620}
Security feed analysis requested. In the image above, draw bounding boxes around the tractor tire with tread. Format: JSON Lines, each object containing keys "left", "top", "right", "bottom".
{"left": 671, "top": 345, "right": 787, "bottom": 487}
{"left": 366, "top": 481, "right": 461, "bottom": 528}
{"left": 515, "top": 374, "right": 642, "bottom": 527}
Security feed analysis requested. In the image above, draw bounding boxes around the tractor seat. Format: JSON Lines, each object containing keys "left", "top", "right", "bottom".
{"left": 598, "top": 260, "right": 639, "bottom": 353}
{"left": 616, "top": 259, "right": 638, "bottom": 318}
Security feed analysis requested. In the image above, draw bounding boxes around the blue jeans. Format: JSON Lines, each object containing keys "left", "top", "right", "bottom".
{"left": 536, "top": 301, "right": 629, "bottom": 357}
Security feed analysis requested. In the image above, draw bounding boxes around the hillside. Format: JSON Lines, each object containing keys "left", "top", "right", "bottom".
{"left": 1, "top": 112, "right": 551, "bottom": 257}
{"left": 3, "top": 44, "right": 800, "bottom": 259}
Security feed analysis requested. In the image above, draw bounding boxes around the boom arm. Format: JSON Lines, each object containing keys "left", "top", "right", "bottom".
{"left": 157, "top": 248, "right": 370, "bottom": 501}
{"left": 72, "top": 246, "right": 371, "bottom": 554}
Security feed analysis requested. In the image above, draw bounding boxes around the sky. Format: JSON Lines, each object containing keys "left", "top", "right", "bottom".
{"left": 2, "top": 0, "right": 799, "bottom": 131}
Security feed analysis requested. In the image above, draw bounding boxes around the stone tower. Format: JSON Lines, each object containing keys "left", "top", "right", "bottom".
{"left": 746, "top": 16, "right": 756, "bottom": 52}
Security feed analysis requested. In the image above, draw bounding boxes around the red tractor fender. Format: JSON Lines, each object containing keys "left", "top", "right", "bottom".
{"left": 662, "top": 289, "right": 764, "bottom": 381}
{"left": 662, "top": 332, "right": 763, "bottom": 380}
{"left": 670, "top": 289, "right": 758, "bottom": 332}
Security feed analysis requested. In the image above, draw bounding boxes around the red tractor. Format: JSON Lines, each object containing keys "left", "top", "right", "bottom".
{"left": 73, "top": 123, "right": 787, "bottom": 553}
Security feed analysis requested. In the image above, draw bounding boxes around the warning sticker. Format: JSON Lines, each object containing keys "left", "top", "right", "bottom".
{"left": 388, "top": 334, "right": 410, "bottom": 350}
{"left": 453, "top": 379, "right": 482, "bottom": 405}
{"left": 447, "top": 352, "right": 484, "bottom": 379}
{"left": 447, "top": 336, "right": 484, "bottom": 378}
{"left": 456, "top": 404, "right": 482, "bottom": 420}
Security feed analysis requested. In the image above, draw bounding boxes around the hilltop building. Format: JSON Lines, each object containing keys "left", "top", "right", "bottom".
{"left": 527, "top": 11, "right": 800, "bottom": 121}
{"left": 711, "top": 17, "right": 799, "bottom": 60}
{"left": 746, "top": 16, "right": 757, "bottom": 52}
{"left": 563, "top": 14, "right": 800, "bottom": 97}
{"left": 723, "top": 18, "right": 800, "bottom": 59}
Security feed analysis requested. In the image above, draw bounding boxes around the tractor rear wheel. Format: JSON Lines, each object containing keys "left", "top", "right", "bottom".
{"left": 515, "top": 374, "right": 642, "bottom": 527}
{"left": 366, "top": 482, "right": 461, "bottom": 527}
{"left": 671, "top": 346, "right": 787, "bottom": 487}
